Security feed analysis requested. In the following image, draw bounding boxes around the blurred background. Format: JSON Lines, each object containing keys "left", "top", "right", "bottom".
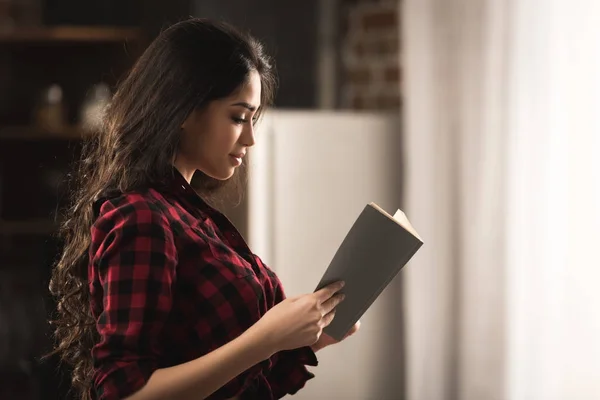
{"left": 0, "top": 0, "right": 599, "bottom": 399}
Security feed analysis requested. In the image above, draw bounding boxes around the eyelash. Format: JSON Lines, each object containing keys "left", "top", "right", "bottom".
{"left": 232, "top": 117, "right": 257, "bottom": 125}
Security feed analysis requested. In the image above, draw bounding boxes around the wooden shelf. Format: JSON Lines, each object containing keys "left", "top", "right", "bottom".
{"left": 0, "top": 125, "right": 89, "bottom": 140}
{"left": 0, "top": 219, "right": 59, "bottom": 235}
{"left": 0, "top": 26, "right": 142, "bottom": 44}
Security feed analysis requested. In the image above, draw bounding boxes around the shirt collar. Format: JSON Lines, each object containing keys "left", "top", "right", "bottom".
{"left": 166, "top": 167, "right": 214, "bottom": 214}
{"left": 168, "top": 167, "right": 194, "bottom": 195}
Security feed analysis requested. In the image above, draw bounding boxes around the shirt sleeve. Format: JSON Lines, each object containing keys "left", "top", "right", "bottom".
{"left": 89, "top": 198, "right": 178, "bottom": 400}
{"left": 265, "top": 282, "right": 319, "bottom": 399}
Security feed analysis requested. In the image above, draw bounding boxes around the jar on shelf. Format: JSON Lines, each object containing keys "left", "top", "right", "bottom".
{"left": 33, "top": 84, "right": 67, "bottom": 132}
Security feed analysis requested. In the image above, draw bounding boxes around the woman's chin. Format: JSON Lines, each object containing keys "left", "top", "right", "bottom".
{"left": 204, "top": 168, "right": 236, "bottom": 181}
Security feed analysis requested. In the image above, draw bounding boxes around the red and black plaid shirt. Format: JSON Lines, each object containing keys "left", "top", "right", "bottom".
{"left": 88, "top": 170, "right": 318, "bottom": 400}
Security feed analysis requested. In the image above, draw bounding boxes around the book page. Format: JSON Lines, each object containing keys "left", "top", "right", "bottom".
{"left": 393, "top": 209, "right": 423, "bottom": 241}
{"left": 368, "top": 202, "right": 423, "bottom": 242}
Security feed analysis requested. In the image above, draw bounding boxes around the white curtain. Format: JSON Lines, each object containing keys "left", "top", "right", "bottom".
{"left": 401, "top": 0, "right": 600, "bottom": 399}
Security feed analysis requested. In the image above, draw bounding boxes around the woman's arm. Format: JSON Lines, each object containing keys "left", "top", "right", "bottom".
{"left": 93, "top": 199, "right": 275, "bottom": 400}
{"left": 93, "top": 200, "right": 278, "bottom": 400}
{"left": 92, "top": 197, "right": 344, "bottom": 400}
{"left": 126, "top": 324, "right": 272, "bottom": 400}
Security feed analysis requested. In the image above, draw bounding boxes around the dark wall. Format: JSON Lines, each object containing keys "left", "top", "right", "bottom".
{"left": 43, "top": 0, "right": 141, "bottom": 25}
{"left": 193, "top": 0, "right": 320, "bottom": 108}
{"left": 39, "top": 1, "right": 322, "bottom": 108}
{"left": 139, "top": 0, "right": 194, "bottom": 39}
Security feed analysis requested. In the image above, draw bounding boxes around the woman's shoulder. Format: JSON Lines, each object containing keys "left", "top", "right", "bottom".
{"left": 89, "top": 189, "right": 179, "bottom": 265}
{"left": 93, "top": 189, "right": 171, "bottom": 231}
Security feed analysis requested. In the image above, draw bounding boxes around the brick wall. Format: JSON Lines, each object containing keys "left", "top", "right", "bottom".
{"left": 340, "top": 0, "right": 401, "bottom": 110}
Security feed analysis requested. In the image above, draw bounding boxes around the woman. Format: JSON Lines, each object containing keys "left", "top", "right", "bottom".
{"left": 49, "top": 18, "right": 359, "bottom": 400}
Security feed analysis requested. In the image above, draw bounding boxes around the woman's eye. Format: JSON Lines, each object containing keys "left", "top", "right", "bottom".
{"left": 232, "top": 117, "right": 248, "bottom": 124}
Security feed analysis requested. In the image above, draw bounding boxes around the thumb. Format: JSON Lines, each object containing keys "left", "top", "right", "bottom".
{"left": 344, "top": 320, "right": 361, "bottom": 338}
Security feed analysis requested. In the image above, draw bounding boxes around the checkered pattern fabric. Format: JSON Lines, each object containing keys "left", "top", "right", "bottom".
{"left": 88, "top": 170, "right": 317, "bottom": 400}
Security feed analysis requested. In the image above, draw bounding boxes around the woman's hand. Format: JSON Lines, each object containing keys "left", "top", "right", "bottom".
{"left": 311, "top": 320, "right": 361, "bottom": 352}
{"left": 251, "top": 281, "right": 346, "bottom": 355}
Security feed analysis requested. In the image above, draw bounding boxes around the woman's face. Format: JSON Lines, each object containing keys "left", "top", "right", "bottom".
{"left": 176, "top": 70, "right": 261, "bottom": 182}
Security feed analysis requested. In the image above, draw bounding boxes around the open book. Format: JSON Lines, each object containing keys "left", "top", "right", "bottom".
{"left": 314, "top": 203, "right": 424, "bottom": 340}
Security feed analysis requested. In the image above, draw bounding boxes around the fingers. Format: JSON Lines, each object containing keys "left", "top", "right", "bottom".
{"left": 314, "top": 280, "right": 345, "bottom": 302}
{"left": 343, "top": 320, "right": 361, "bottom": 339}
{"left": 320, "top": 292, "right": 345, "bottom": 316}
{"left": 320, "top": 308, "right": 337, "bottom": 328}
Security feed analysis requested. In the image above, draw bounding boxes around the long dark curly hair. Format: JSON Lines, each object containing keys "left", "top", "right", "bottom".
{"left": 47, "top": 18, "right": 276, "bottom": 399}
